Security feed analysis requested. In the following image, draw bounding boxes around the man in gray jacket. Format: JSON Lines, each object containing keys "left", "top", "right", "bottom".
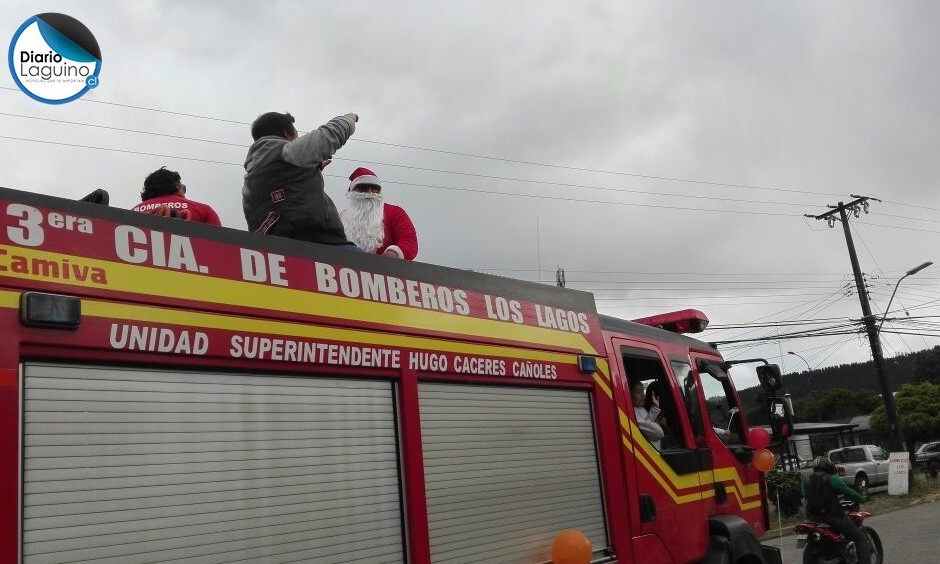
{"left": 242, "top": 111, "right": 359, "bottom": 247}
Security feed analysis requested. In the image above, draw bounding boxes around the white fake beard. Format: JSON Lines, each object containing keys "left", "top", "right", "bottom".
{"left": 341, "top": 192, "right": 385, "bottom": 253}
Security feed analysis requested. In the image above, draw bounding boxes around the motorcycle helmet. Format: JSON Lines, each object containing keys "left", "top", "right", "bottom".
{"left": 811, "top": 456, "right": 837, "bottom": 474}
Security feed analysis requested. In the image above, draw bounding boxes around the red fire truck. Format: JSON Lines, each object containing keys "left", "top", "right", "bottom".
{"left": 0, "top": 186, "right": 789, "bottom": 564}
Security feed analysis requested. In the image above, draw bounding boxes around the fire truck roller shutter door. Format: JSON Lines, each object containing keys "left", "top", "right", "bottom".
{"left": 21, "top": 363, "right": 405, "bottom": 564}
{"left": 418, "top": 382, "right": 611, "bottom": 564}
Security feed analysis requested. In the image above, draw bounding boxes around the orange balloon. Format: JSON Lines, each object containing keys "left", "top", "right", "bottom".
{"left": 551, "top": 529, "right": 592, "bottom": 564}
{"left": 752, "top": 448, "right": 776, "bottom": 472}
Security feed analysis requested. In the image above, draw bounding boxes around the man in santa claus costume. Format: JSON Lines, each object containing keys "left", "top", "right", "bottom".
{"left": 340, "top": 167, "right": 418, "bottom": 260}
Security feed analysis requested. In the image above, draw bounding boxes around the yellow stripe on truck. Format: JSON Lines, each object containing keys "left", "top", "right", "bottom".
{"left": 593, "top": 373, "right": 612, "bottom": 399}
{"left": 0, "top": 245, "right": 599, "bottom": 354}
{"left": 620, "top": 408, "right": 762, "bottom": 507}
{"left": 713, "top": 466, "right": 761, "bottom": 499}
{"left": 0, "top": 289, "right": 582, "bottom": 366}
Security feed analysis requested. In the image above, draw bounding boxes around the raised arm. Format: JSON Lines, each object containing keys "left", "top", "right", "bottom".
{"left": 282, "top": 114, "right": 357, "bottom": 168}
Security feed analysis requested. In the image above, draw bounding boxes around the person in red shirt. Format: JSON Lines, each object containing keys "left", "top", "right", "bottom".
{"left": 339, "top": 167, "right": 418, "bottom": 260}
{"left": 132, "top": 167, "right": 222, "bottom": 226}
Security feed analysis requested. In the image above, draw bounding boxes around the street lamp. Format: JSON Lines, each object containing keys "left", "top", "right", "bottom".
{"left": 874, "top": 260, "right": 932, "bottom": 453}
{"left": 878, "top": 261, "right": 933, "bottom": 334}
{"left": 788, "top": 351, "right": 820, "bottom": 422}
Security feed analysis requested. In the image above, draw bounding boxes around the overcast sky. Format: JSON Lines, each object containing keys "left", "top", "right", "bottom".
{"left": 3, "top": 1, "right": 939, "bottom": 389}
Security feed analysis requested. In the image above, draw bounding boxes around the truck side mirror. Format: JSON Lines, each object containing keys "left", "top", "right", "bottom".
{"left": 768, "top": 397, "right": 793, "bottom": 441}
{"left": 756, "top": 364, "right": 782, "bottom": 393}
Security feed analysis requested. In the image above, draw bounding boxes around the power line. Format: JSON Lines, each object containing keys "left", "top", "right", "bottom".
{"left": 784, "top": 337, "right": 857, "bottom": 356}
{"left": 855, "top": 221, "right": 940, "bottom": 236}
{"left": 707, "top": 318, "right": 858, "bottom": 330}
{"left": 703, "top": 287, "right": 854, "bottom": 356}
{"left": 807, "top": 337, "right": 856, "bottom": 367}
{"left": 5, "top": 87, "right": 939, "bottom": 218}
{"left": 564, "top": 276, "right": 860, "bottom": 283}
{"left": 0, "top": 134, "right": 805, "bottom": 217}
{"left": 0, "top": 85, "right": 845, "bottom": 198}
{"left": 728, "top": 306, "right": 860, "bottom": 360}
{"left": 473, "top": 267, "right": 867, "bottom": 276}
{"left": 596, "top": 299, "right": 843, "bottom": 308}
{"left": 576, "top": 272, "right": 868, "bottom": 280}
{"left": 0, "top": 111, "right": 246, "bottom": 147}
{"left": 883, "top": 199, "right": 940, "bottom": 215}
{"left": 890, "top": 319, "right": 940, "bottom": 328}
{"left": 725, "top": 333, "right": 855, "bottom": 364}
{"left": 853, "top": 223, "right": 940, "bottom": 353}
{"left": 878, "top": 212, "right": 940, "bottom": 225}
{"left": 882, "top": 330, "right": 940, "bottom": 338}
{"left": 712, "top": 329, "right": 864, "bottom": 345}
{"left": 0, "top": 134, "right": 242, "bottom": 166}
{"left": 596, "top": 299, "right": 842, "bottom": 308}
{"left": 570, "top": 283, "right": 854, "bottom": 289}
{"left": 591, "top": 292, "right": 840, "bottom": 302}
{"left": 0, "top": 86, "right": 248, "bottom": 125}
{"left": 851, "top": 223, "right": 917, "bottom": 354}
{"left": 0, "top": 110, "right": 827, "bottom": 210}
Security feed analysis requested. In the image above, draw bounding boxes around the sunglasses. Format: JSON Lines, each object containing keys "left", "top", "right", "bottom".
{"left": 353, "top": 185, "right": 381, "bottom": 193}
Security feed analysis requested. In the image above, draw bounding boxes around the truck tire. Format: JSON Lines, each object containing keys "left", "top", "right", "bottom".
{"left": 705, "top": 541, "right": 732, "bottom": 564}
{"left": 854, "top": 474, "right": 869, "bottom": 497}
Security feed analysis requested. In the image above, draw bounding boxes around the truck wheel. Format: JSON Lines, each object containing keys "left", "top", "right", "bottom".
{"left": 855, "top": 474, "right": 869, "bottom": 497}
{"left": 705, "top": 538, "right": 732, "bottom": 564}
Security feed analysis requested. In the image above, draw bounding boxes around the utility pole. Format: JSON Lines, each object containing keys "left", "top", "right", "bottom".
{"left": 807, "top": 196, "right": 905, "bottom": 453}
{"left": 555, "top": 267, "right": 566, "bottom": 288}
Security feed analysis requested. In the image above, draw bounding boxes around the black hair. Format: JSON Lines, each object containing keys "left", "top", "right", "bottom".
{"left": 141, "top": 167, "right": 181, "bottom": 201}
{"left": 251, "top": 112, "right": 296, "bottom": 141}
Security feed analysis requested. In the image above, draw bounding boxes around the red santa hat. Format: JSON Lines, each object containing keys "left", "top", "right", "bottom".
{"left": 348, "top": 167, "right": 381, "bottom": 191}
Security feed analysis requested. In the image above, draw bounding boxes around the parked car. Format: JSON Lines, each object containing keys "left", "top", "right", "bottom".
{"left": 827, "top": 445, "right": 889, "bottom": 496}
{"left": 914, "top": 441, "right": 940, "bottom": 477}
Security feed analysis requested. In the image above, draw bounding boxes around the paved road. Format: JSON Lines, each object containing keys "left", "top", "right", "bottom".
{"left": 769, "top": 500, "right": 939, "bottom": 563}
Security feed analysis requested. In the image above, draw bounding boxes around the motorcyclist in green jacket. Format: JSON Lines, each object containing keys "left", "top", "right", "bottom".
{"left": 803, "top": 456, "right": 871, "bottom": 564}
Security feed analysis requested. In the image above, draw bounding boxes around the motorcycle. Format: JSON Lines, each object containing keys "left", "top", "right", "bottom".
{"left": 795, "top": 500, "right": 883, "bottom": 564}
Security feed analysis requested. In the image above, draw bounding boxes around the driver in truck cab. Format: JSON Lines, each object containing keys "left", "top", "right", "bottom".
{"left": 630, "top": 379, "right": 664, "bottom": 449}
{"left": 804, "top": 456, "right": 871, "bottom": 564}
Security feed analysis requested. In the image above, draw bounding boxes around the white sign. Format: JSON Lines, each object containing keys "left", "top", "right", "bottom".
{"left": 888, "top": 451, "right": 909, "bottom": 495}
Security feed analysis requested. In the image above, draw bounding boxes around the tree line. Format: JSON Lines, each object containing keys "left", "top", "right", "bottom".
{"left": 739, "top": 345, "right": 940, "bottom": 445}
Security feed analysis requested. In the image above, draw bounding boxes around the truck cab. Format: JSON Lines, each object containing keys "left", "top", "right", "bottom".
{"left": 603, "top": 312, "right": 782, "bottom": 564}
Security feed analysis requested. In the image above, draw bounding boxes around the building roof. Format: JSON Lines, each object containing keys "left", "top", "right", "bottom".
{"left": 790, "top": 422, "right": 858, "bottom": 435}
{"left": 847, "top": 415, "right": 871, "bottom": 431}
